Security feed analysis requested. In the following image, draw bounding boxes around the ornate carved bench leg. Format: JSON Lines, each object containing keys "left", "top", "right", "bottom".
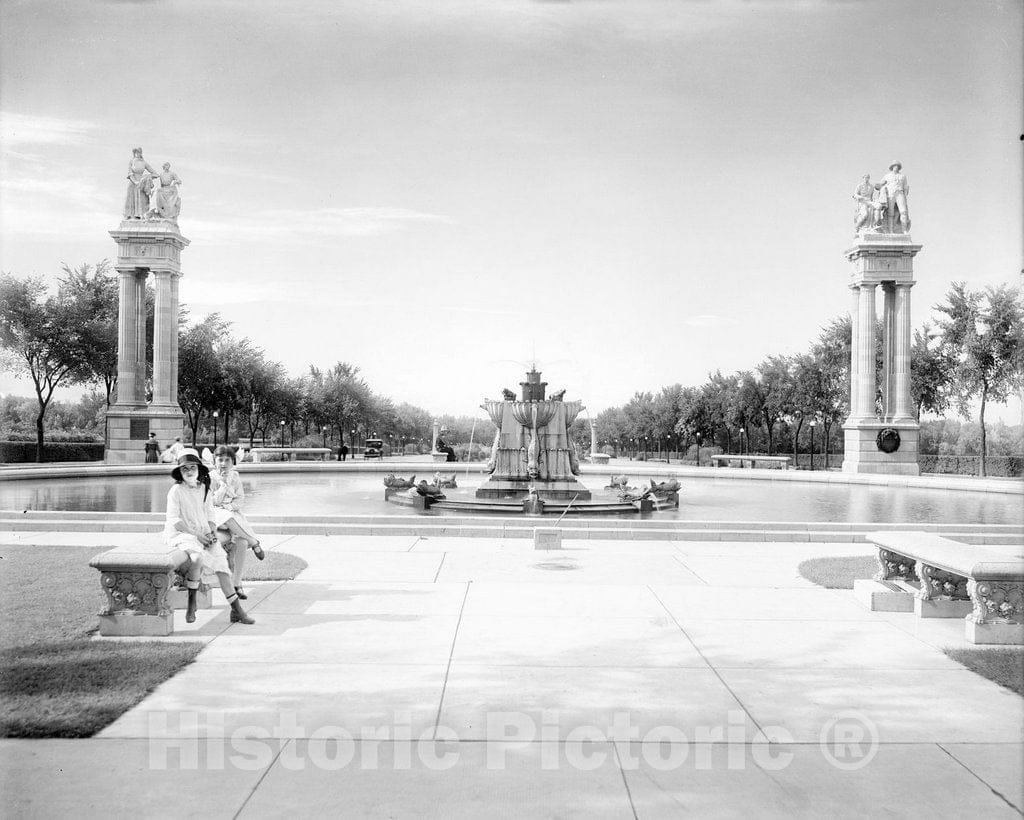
{"left": 966, "top": 580, "right": 1024, "bottom": 645}
{"left": 916, "top": 563, "right": 972, "bottom": 618}
{"left": 98, "top": 568, "right": 175, "bottom": 636}
{"left": 874, "top": 549, "right": 917, "bottom": 583}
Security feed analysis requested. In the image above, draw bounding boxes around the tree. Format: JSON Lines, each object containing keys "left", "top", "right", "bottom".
{"left": 57, "top": 261, "right": 120, "bottom": 407}
{"left": 177, "top": 314, "right": 230, "bottom": 443}
{"left": 910, "top": 322, "right": 955, "bottom": 418}
{"left": 810, "top": 318, "right": 852, "bottom": 468}
{"left": 935, "top": 283, "right": 1024, "bottom": 476}
{"left": 754, "top": 356, "right": 793, "bottom": 455}
{"left": 0, "top": 274, "right": 93, "bottom": 461}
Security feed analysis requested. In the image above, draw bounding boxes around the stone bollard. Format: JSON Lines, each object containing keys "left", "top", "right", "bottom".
{"left": 534, "top": 528, "right": 562, "bottom": 550}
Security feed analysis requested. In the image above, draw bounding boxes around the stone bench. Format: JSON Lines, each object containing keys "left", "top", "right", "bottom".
{"left": 858, "top": 531, "right": 1024, "bottom": 644}
{"left": 710, "top": 454, "right": 791, "bottom": 469}
{"left": 249, "top": 447, "right": 331, "bottom": 463}
{"left": 89, "top": 541, "right": 210, "bottom": 636}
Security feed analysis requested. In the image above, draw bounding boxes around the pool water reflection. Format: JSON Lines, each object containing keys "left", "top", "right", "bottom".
{"left": 0, "top": 473, "right": 1019, "bottom": 525}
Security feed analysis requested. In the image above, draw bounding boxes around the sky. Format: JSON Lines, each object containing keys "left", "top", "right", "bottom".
{"left": 1, "top": 0, "right": 1021, "bottom": 421}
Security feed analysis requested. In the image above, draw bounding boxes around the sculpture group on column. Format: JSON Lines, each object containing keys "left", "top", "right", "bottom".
{"left": 123, "top": 147, "right": 183, "bottom": 222}
{"left": 852, "top": 161, "right": 909, "bottom": 235}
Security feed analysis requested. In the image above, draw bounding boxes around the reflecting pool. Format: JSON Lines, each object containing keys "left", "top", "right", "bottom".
{"left": 0, "top": 472, "right": 1019, "bottom": 524}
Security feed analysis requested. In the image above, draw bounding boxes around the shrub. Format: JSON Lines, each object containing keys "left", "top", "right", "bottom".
{"left": 920, "top": 454, "right": 1023, "bottom": 478}
{"left": 0, "top": 441, "right": 105, "bottom": 463}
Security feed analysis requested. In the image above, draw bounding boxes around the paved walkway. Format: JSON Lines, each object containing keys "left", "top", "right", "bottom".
{"left": 3, "top": 533, "right": 1022, "bottom": 818}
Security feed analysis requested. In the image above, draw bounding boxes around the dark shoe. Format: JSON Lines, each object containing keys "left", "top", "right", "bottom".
{"left": 185, "top": 588, "right": 198, "bottom": 624}
{"left": 234, "top": 587, "right": 248, "bottom": 600}
{"left": 251, "top": 542, "right": 265, "bottom": 561}
{"left": 229, "top": 598, "right": 255, "bottom": 625}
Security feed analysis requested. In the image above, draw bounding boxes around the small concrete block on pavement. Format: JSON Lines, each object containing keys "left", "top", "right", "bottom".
{"left": 853, "top": 578, "right": 916, "bottom": 612}
{"left": 966, "top": 620, "right": 1024, "bottom": 645}
{"left": 534, "top": 527, "right": 562, "bottom": 550}
{"left": 914, "top": 597, "right": 973, "bottom": 618}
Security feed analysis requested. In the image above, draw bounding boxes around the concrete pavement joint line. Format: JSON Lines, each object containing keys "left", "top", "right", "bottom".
{"left": 432, "top": 552, "right": 447, "bottom": 583}
{"left": 432, "top": 582, "right": 472, "bottom": 740}
{"left": 231, "top": 737, "right": 291, "bottom": 820}
{"left": 936, "top": 743, "right": 1022, "bottom": 813}
{"left": 646, "top": 585, "right": 766, "bottom": 737}
{"left": 612, "top": 742, "right": 640, "bottom": 820}
{"left": 407, "top": 535, "right": 423, "bottom": 552}
{"left": 672, "top": 554, "right": 710, "bottom": 585}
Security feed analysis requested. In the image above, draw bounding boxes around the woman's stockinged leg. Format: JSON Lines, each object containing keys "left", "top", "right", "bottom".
{"left": 223, "top": 516, "right": 260, "bottom": 548}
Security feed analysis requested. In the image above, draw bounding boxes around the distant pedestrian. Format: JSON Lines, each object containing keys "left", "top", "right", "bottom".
{"left": 144, "top": 432, "right": 160, "bottom": 463}
{"left": 339, "top": 444, "right": 349, "bottom": 461}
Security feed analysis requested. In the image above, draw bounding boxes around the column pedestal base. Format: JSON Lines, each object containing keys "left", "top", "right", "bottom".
{"left": 106, "top": 405, "right": 186, "bottom": 464}
{"left": 841, "top": 418, "right": 920, "bottom": 475}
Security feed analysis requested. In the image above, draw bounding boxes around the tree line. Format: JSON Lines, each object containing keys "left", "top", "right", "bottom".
{"left": 590, "top": 283, "right": 1022, "bottom": 475}
{"left": 2, "top": 262, "right": 1021, "bottom": 472}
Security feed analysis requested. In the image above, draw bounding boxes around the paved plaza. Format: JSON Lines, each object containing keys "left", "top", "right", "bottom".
{"left": 2, "top": 531, "right": 1022, "bottom": 817}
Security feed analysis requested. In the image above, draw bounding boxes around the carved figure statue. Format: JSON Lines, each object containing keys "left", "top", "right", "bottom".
{"left": 874, "top": 162, "right": 910, "bottom": 233}
{"left": 549, "top": 389, "right": 566, "bottom": 401}
{"left": 501, "top": 388, "right": 516, "bottom": 400}
{"left": 124, "top": 148, "right": 157, "bottom": 219}
{"left": 150, "top": 162, "right": 182, "bottom": 221}
{"left": 415, "top": 480, "right": 445, "bottom": 500}
{"left": 383, "top": 474, "right": 416, "bottom": 489}
{"left": 852, "top": 174, "right": 885, "bottom": 234}
{"left": 649, "top": 478, "right": 681, "bottom": 496}
{"left": 433, "top": 472, "right": 458, "bottom": 489}
{"left": 605, "top": 474, "right": 635, "bottom": 491}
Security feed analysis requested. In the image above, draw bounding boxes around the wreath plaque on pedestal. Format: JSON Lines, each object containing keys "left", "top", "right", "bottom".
{"left": 876, "top": 427, "right": 901, "bottom": 453}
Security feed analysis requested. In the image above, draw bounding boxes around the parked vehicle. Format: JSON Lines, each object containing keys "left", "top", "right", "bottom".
{"left": 364, "top": 438, "right": 384, "bottom": 459}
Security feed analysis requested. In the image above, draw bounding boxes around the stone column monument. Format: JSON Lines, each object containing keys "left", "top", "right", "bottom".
{"left": 105, "top": 148, "right": 189, "bottom": 463}
{"left": 842, "top": 162, "right": 920, "bottom": 474}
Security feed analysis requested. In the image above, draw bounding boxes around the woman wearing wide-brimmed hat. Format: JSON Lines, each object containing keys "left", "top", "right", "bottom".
{"left": 163, "top": 448, "right": 254, "bottom": 625}
{"left": 209, "top": 445, "right": 265, "bottom": 601}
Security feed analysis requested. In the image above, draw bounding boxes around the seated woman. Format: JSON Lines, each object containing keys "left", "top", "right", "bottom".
{"left": 209, "top": 445, "right": 264, "bottom": 601}
{"left": 163, "top": 448, "right": 254, "bottom": 625}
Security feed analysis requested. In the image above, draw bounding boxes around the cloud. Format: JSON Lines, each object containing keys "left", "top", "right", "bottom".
{"left": 186, "top": 206, "right": 455, "bottom": 243}
{"left": 0, "top": 111, "right": 99, "bottom": 148}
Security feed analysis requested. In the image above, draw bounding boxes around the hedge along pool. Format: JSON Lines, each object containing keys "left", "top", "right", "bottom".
{"left": 0, "top": 472, "right": 1020, "bottom": 525}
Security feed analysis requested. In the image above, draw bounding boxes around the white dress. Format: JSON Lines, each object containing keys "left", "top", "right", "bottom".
{"left": 163, "top": 482, "right": 230, "bottom": 576}
{"left": 210, "top": 468, "right": 248, "bottom": 526}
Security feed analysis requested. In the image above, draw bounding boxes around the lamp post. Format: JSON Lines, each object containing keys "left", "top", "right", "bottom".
{"left": 351, "top": 429, "right": 356, "bottom": 456}
{"left": 695, "top": 431, "right": 702, "bottom": 466}
{"left": 809, "top": 420, "right": 817, "bottom": 471}
{"left": 322, "top": 425, "right": 328, "bottom": 448}
{"left": 666, "top": 433, "right": 672, "bottom": 464}
{"left": 212, "top": 410, "right": 219, "bottom": 449}
{"left": 739, "top": 427, "right": 744, "bottom": 457}
{"left": 280, "top": 419, "right": 286, "bottom": 448}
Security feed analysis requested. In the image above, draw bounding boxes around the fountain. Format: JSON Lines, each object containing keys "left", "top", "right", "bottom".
{"left": 381, "top": 368, "right": 678, "bottom": 515}
{"left": 478, "top": 367, "right": 590, "bottom": 500}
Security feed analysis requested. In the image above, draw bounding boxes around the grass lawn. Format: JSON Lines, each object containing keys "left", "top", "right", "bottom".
{"left": 797, "top": 555, "right": 878, "bottom": 589}
{"left": 241, "top": 548, "right": 307, "bottom": 581}
{"left": 0, "top": 542, "right": 305, "bottom": 737}
{"left": 944, "top": 647, "right": 1024, "bottom": 697}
